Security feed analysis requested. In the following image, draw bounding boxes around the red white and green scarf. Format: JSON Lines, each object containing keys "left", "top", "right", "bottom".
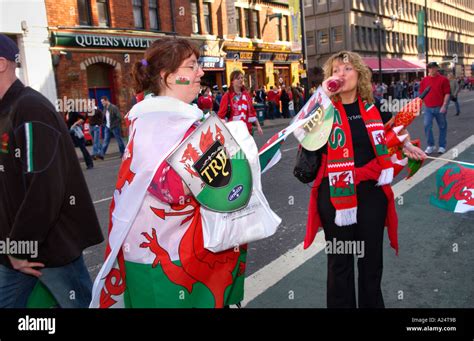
{"left": 328, "top": 97, "right": 393, "bottom": 226}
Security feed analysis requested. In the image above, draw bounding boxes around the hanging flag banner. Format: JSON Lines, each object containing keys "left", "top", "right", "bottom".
{"left": 167, "top": 114, "right": 253, "bottom": 213}
{"left": 417, "top": 9, "right": 425, "bottom": 60}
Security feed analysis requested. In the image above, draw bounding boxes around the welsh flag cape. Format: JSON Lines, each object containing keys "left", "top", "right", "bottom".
{"left": 90, "top": 96, "right": 246, "bottom": 308}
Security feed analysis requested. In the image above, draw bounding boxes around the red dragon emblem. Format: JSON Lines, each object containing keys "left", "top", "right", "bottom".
{"left": 180, "top": 124, "right": 226, "bottom": 178}
{"left": 438, "top": 165, "right": 474, "bottom": 207}
{"left": 140, "top": 198, "right": 241, "bottom": 308}
{"left": 331, "top": 172, "right": 352, "bottom": 195}
{"left": 375, "top": 132, "right": 386, "bottom": 145}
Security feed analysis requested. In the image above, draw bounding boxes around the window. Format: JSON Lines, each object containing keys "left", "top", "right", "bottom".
{"left": 244, "top": 9, "right": 250, "bottom": 38}
{"left": 97, "top": 0, "right": 109, "bottom": 27}
{"left": 203, "top": 3, "right": 212, "bottom": 34}
{"left": 282, "top": 16, "right": 289, "bottom": 41}
{"left": 355, "top": 26, "right": 360, "bottom": 47}
{"left": 361, "top": 27, "right": 366, "bottom": 46}
{"left": 277, "top": 16, "right": 282, "bottom": 40}
{"left": 318, "top": 0, "right": 326, "bottom": 4}
{"left": 331, "top": 26, "right": 343, "bottom": 43}
{"left": 77, "top": 0, "right": 92, "bottom": 26}
{"left": 149, "top": 1, "right": 160, "bottom": 30}
{"left": 304, "top": 0, "right": 313, "bottom": 7}
{"left": 235, "top": 8, "right": 242, "bottom": 36}
{"left": 190, "top": 0, "right": 200, "bottom": 34}
{"left": 306, "top": 30, "right": 315, "bottom": 47}
{"left": 132, "top": 0, "right": 144, "bottom": 28}
{"left": 318, "top": 29, "right": 329, "bottom": 45}
{"left": 251, "top": 10, "right": 260, "bottom": 39}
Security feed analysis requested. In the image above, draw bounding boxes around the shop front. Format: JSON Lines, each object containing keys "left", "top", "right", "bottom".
{"left": 224, "top": 45, "right": 302, "bottom": 90}
{"left": 193, "top": 39, "right": 226, "bottom": 89}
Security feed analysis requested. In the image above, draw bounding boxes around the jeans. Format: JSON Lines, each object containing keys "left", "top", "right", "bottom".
{"left": 0, "top": 255, "right": 93, "bottom": 308}
{"left": 449, "top": 97, "right": 461, "bottom": 114}
{"left": 423, "top": 106, "right": 447, "bottom": 149}
{"left": 91, "top": 125, "right": 102, "bottom": 156}
{"left": 102, "top": 126, "right": 125, "bottom": 157}
{"left": 71, "top": 133, "right": 93, "bottom": 168}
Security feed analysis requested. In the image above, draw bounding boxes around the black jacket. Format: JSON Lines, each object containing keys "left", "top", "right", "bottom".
{"left": 0, "top": 80, "right": 104, "bottom": 268}
{"left": 88, "top": 108, "right": 103, "bottom": 126}
{"left": 103, "top": 103, "right": 121, "bottom": 129}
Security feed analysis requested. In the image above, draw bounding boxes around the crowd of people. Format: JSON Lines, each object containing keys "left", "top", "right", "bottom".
{"left": 0, "top": 32, "right": 470, "bottom": 309}
{"left": 195, "top": 80, "right": 306, "bottom": 121}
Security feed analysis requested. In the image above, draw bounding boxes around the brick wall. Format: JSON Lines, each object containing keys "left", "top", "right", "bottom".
{"left": 45, "top": 0, "right": 193, "bottom": 34}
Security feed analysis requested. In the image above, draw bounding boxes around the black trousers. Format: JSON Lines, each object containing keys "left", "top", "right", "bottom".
{"left": 318, "top": 178, "right": 387, "bottom": 308}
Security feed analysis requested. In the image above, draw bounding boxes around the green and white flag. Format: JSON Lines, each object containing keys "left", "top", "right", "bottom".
{"left": 430, "top": 163, "right": 474, "bottom": 213}
{"left": 25, "top": 122, "right": 34, "bottom": 173}
{"left": 167, "top": 114, "right": 253, "bottom": 213}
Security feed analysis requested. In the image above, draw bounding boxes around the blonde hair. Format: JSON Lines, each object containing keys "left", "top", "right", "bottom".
{"left": 323, "top": 51, "right": 374, "bottom": 104}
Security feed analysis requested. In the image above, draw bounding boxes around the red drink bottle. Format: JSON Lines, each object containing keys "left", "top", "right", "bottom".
{"left": 327, "top": 78, "right": 344, "bottom": 92}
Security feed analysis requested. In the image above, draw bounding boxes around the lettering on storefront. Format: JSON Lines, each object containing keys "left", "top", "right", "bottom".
{"left": 200, "top": 56, "right": 224, "bottom": 69}
{"left": 52, "top": 32, "right": 156, "bottom": 50}
{"left": 273, "top": 53, "right": 289, "bottom": 62}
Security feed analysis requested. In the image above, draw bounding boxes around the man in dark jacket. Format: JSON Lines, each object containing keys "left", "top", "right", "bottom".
{"left": 100, "top": 96, "right": 125, "bottom": 158}
{"left": 0, "top": 34, "right": 103, "bottom": 308}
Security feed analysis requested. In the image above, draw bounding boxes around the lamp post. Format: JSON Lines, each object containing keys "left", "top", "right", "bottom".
{"left": 374, "top": 17, "right": 382, "bottom": 85}
{"left": 425, "top": 0, "right": 429, "bottom": 74}
{"left": 299, "top": 0, "right": 309, "bottom": 103}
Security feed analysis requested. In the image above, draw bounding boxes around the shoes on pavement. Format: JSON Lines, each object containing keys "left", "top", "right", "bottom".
{"left": 455, "top": 112, "right": 460, "bottom": 116}
{"left": 86, "top": 164, "right": 94, "bottom": 170}
{"left": 438, "top": 147, "right": 446, "bottom": 154}
{"left": 424, "top": 146, "right": 435, "bottom": 154}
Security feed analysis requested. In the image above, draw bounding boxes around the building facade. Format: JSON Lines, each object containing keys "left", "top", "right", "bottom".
{"left": 304, "top": 0, "right": 474, "bottom": 84}
{"left": 0, "top": 0, "right": 58, "bottom": 104}
{"left": 43, "top": 0, "right": 303, "bottom": 117}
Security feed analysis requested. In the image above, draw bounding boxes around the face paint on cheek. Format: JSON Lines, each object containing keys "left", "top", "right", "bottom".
{"left": 175, "top": 75, "right": 191, "bottom": 85}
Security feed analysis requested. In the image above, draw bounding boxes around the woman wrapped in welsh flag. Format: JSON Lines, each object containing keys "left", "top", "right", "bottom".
{"left": 303, "top": 51, "right": 426, "bottom": 308}
{"left": 90, "top": 38, "right": 246, "bottom": 308}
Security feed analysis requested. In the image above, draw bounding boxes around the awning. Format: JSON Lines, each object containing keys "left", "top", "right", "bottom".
{"left": 362, "top": 57, "right": 426, "bottom": 73}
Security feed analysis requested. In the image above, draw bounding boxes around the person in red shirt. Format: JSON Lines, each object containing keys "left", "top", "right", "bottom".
{"left": 266, "top": 86, "right": 281, "bottom": 119}
{"left": 419, "top": 62, "right": 451, "bottom": 154}
{"left": 217, "top": 70, "right": 263, "bottom": 135}
{"left": 197, "top": 86, "right": 214, "bottom": 114}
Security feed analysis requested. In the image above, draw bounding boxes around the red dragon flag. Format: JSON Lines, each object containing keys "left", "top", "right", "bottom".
{"left": 430, "top": 163, "right": 474, "bottom": 213}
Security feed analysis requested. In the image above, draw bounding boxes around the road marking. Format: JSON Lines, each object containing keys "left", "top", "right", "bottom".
{"left": 241, "top": 232, "right": 327, "bottom": 307}
{"left": 93, "top": 197, "right": 112, "bottom": 205}
{"left": 242, "top": 134, "right": 474, "bottom": 307}
{"left": 282, "top": 146, "right": 298, "bottom": 152}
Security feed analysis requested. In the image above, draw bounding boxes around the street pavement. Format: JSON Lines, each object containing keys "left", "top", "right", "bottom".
{"left": 79, "top": 90, "right": 474, "bottom": 308}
